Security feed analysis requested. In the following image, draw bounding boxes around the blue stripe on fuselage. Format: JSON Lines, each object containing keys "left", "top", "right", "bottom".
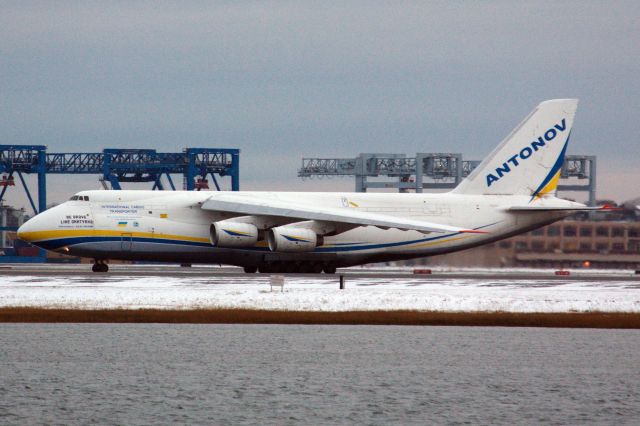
{"left": 35, "top": 222, "right": 499, "bottom": 253}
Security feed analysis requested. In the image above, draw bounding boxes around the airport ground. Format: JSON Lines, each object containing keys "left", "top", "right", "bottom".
{"left": 3, "top": 262, "right": 640, "bottom": 280}
{"left": 1, "top": 264, "right": 639, "bottom": 327}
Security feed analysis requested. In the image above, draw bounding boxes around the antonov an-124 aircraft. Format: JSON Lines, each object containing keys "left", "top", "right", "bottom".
{"left": 17, "top": 99, "right": 607, "bottom": 273}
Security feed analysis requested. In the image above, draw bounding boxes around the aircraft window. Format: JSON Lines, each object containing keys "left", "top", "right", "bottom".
{"left": 70, "top": 195, "right": 79, "bottom": 200}
{"left": 83, "top": 196, "right": 89, "bottom": 201}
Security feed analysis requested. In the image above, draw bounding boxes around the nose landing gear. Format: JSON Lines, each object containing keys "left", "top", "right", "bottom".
{"left": 92, "top": 260, "right": 109, "bottom": 273}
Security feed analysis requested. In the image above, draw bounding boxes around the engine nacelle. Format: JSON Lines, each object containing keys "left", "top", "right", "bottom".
{"left": 210, "top": 222, "right": 258, "bottom": 248}
{"left": 267, "top": 227, "right": 321, "bottom": 252}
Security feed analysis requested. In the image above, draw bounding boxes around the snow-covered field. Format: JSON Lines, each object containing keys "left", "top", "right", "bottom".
{"left": 2, "top": 271, "right": 639, "bottom": 313}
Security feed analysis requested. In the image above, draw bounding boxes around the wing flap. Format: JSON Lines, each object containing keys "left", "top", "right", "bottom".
{"left": 507, "top": 204, "right": 620, "bottom": 212}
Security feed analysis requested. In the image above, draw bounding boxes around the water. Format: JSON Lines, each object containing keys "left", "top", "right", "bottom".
{"left": 1, "top": 325, "right": 639, "bottom": 425}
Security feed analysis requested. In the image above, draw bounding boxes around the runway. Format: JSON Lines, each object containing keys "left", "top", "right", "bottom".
{"left": 3, "top": 263, "right": 640, "bottom": 281}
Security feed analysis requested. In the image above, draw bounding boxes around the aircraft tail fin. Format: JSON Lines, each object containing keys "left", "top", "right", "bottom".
{"left": 452, "top": 99, "right": 578, "bottom": 201}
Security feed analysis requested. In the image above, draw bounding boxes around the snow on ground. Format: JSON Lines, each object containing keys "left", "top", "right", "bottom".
{"left": 1, "top": 272, "right": 640, "bottom": 313}
{"left": 10, "top": 263, "right": 640, "bottom": 276}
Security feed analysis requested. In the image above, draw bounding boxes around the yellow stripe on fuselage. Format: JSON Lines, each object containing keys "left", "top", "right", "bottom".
{"left": 18, "top": 229, "right": 210, "bottom": 244}
{"left": 406, "top": 235, "right": 472, "bottom": 249}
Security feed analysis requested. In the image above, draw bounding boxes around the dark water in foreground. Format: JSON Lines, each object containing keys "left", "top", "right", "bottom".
{"left": 1, "top": 325, "right": 639, "bottom": 425}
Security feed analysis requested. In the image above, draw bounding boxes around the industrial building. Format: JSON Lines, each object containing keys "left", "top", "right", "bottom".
{"left": 0, "top": 204, "right": 29, "bottom": 258}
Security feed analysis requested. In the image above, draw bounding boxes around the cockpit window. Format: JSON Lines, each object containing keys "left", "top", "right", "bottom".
{"left": 83, "top": 196, "right": 89, "bottom": 201}
{"left": 69, "top": 195, "right": 90, "bottom": 201}
{"left": 70, "top": 195, "right": 79, "bottom": 200}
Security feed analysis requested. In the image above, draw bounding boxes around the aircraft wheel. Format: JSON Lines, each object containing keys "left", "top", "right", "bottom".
{"left": 92, "top": 262, "right": 109, "bottom": 273}
{"left": 323, "top": 264, "right": 337, "bottom": 274}
{"left": 258, "top": 263, "right": 272, "bottom": 273}
{"left": 282, "top": 262, "right": 302, "bottom": 274}
{"left": 243, "top": 265, "right": 258, "bottom": 273}
{"left": 299, "top": 263, "right": 319, "bottom": 274}
{"left": 296, "top": 263, "right": 312, "bottom": 274}
{"left": 271, "top": 262, "right": 285, "bottom": 273}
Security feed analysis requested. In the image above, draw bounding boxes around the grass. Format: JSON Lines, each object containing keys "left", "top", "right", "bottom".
{"left": 1, "top": 308, "right": 639, "bottom": 328}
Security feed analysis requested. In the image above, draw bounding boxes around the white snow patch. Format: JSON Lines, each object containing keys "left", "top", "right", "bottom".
{"left": 1, "top": 274, "right": 639, "bottom": 313}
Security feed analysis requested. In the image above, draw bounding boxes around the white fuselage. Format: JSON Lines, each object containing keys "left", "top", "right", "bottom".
{"left": 17, "top": 190, "right": 572, "bottom": 268}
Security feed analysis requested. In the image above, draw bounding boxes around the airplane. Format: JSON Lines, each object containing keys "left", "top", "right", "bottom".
{"left": 17, "top": 99, "right": 608, "bottom": 273}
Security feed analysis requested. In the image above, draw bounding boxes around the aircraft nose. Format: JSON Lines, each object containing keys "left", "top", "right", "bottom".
{"left": 17, "top": 212, "right": 50, "bottom": 243}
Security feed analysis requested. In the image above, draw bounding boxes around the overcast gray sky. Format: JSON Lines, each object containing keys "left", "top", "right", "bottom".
{"left": 1, "top": 1, "right": 639, "bottom": 208}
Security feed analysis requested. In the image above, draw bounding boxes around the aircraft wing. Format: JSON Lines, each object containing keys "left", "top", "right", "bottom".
{"left": 201, "top": 194, "right": 485, "bottom": 234}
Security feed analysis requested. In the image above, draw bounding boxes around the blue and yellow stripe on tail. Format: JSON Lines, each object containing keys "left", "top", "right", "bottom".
{"left": 529, "top": 134, "right": 570, "bottom": 202}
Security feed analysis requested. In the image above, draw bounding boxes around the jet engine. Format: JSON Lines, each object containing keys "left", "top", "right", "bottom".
{"left": 267, "top": 226, "right": 323, "bottom": 252}
{"left": 210, "top": 222, "right": 258, "bottom": 248}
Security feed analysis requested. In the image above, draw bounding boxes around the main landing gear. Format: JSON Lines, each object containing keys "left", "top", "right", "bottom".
{"left": 92, "top": 260, "right": 109, "bottom": 273}
{"left": 249, "top": 262, "right": 337, "bottom": 274}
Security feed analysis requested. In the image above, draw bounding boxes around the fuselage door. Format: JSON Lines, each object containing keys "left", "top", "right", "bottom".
{"left": 121, "top": 233, "right": 133, "bottom": 251}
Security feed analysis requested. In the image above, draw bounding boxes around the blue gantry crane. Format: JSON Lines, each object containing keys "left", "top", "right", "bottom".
{"left": 0, "top": 145, "right": 240, "bottom": 262}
